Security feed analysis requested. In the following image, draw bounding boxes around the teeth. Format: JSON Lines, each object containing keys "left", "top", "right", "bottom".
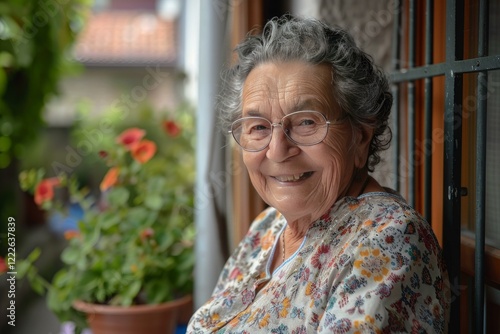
{"left": 275, "top": 173, "right": 304, "bottom": 182}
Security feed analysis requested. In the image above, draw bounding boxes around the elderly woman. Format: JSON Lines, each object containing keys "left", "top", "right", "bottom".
{"left": 188, "top": 16, "right": 450, "bottom": 333}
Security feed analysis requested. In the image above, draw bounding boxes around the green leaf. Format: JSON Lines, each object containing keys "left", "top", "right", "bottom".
{"left": 27, "top": 247, "right": 41, "bottom": 262}
{"left": 16, "top": 248, "right": 41, "bottom": 278}
{"left": 146, "top": 176, "right": 166, "bottom": 194}
{"left": 120, "top": 280, "right": 142, "bottom": 306}
{"left": 145, "top": 279, "right": 172, "bottom": 303}
{"left": 130, "top": 160, "right": 142, "bottom": 174}
{"left": 61, "top": 247, "right": 81, "bottom": 265}
{"left": 157, "top": 231, "right": 174, "bottom": 250}
{"left": 29, "top": 276, "right": 45, "bottom": 295}
{"left": 127, "top": 207, "right": 149, "bottom": 223}
{"left": 79, "top": 271, "right": 100, "bottom": 291}
{"left": 100, "top": 212, "right": 120, "bottom": 229}
{"left": 0, "top": 68, "right": 6, "bottom": 95}
{"left": 107, "top": 187, "right": 130, "bottom": 206}
{"left": 145, "top": 194, "right": 163, "bottom": 210}
{"left": 95, "top": 285, "right": 106, "bottom": 303}
{"left": 16, "top": 260, "right": 31, "bottom": 279}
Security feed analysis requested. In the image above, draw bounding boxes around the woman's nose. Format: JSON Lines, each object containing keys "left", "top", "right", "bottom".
{"left": 265, "top": 126, "right": 300, "bottom": 161}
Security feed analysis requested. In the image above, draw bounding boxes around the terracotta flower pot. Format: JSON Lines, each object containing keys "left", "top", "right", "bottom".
{"left": 73, "top": 295, "right": 192, "bottom": 334}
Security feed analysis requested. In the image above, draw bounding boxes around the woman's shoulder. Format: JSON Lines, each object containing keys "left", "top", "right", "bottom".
{"left": 347, "top": 190, "right": 443, "bottom": 256}
{"left": 351, "top": 189, "right": 425, "bottom": 222}
{"left": 335, "top": 191, "right": 434, "bottom": 239}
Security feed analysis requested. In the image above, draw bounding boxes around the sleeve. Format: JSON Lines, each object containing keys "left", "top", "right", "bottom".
{"left": 317, "top": 214, "right": 450, "bottom": 333}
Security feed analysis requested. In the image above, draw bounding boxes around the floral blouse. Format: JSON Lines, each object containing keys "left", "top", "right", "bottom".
{"left": 187, "top": 192, "right": 450, "bottom": 333}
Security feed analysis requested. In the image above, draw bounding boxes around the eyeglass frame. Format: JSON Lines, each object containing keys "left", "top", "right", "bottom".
{"left": 228, "top": 110, "right": 336, "bottom": 152}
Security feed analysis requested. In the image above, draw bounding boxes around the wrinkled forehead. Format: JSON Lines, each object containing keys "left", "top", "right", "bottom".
{"left": 241, "top": 61, "right": 339, "bottom": 119}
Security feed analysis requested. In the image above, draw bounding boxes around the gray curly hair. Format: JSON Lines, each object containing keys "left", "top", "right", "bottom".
{"left": 218, "top": 15, "right": 393, "bottom": 171}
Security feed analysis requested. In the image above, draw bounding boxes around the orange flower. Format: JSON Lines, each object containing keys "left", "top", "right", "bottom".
{"left": 116, "top": 128, "right": 146, "bottom": 150}
{"left": 64, "top": 230, "right": 81, "bottom": 240}
{"left": 100, "top": 167, "right": 120, "bottom": 192}
{"left": 162, "top": 120, "right": 181, "bottom": 137}
{"left": 34, "top": 178, "right": 60, "bottom": 206}
{"left": 130, "top": 140, "right": 156, "bottom": 164}
{"left": 0, "top": 257, "right": 7, "bottom": 273}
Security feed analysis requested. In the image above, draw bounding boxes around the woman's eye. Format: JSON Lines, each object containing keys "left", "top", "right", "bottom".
{"left": 293, "top": 118, "right": 317, "bottom": 127}
{"left": 299, "top": 119, "right": 315, "bottom": 126}
{"left": 253, "top": 124, "right": 269, "bottom": 131}
{"left": 243, "top": 120, "right": 270, "bottom": 134}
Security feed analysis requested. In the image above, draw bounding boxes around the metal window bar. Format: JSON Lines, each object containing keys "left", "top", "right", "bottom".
{"left": 407, "top": 0, "right": 416, "bottom": 207}
{"left": 390, "top": 0, "right": 500, "bottom": 332}
{"left": 443, "top": 2, "right": 464, "bottom": 333}
{"left": 424, "top": 0, "right": 434, "bottom": 222}
{"left": 390, "top": 55, "right": 500, "bottom": 82}
{"left": 391, "top": 0, "right": 402, "bottom": 194}
{"left": 475, "top": 0, "right": 489, "bottom": 332}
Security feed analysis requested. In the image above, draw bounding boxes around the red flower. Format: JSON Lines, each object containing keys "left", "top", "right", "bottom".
{"left": 140, "top": 228, "right": 155, "bottom": 241}
{"left": 98, "top": 150, "right": 108, "bottom": 159}
{"left": 34, "top": 178, "right": 60, "bottom": 206}
{"left": 64, "top": 230, "right": 81, "bottom": 240}
{"left": 100, "top": 167, "right": 120, "bottom": 192}
{"left": 131, "top": 140, "right": 156, "bottom": 164}
{"left": 0, "top": 257, "right": 7, "bottom": 273}
{"left": 116, "top": 128, "right": 146, "bottom": 150}
{"left": 163, "top": 120, "right": 181, "bottom": 137}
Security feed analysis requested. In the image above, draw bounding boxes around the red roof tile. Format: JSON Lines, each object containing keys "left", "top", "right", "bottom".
{"left": 73, "top": 11, "right": 177, "bottom": 66}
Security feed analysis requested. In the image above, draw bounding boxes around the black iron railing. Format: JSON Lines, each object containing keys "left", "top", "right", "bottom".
{"left": 389, "top": 0, "right": 500, "bottom": 332}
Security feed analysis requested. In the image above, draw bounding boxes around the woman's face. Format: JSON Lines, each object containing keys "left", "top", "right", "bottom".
{"left": 240, "top": 61, "right": 371, "bottom": 224}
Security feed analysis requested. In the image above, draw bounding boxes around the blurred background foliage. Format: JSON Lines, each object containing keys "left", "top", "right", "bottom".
{"left": 69, "top": 100, "right": 196, "bottom": 197}
{"left": 0, "top": 0, "right": 93, "bottom": 255}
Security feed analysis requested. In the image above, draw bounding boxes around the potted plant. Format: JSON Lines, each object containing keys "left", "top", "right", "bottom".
{"left": 13, "top": 104, "right": 196, "bottom": 334}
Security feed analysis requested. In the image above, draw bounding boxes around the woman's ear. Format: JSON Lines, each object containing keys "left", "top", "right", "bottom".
{"left": 353, "top": 124, "right": 374, "bottom": 169}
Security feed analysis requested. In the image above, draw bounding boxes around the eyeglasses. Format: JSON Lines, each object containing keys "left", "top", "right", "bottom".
{"left": 229, "top": 110, "right": 331, "bottom": 152}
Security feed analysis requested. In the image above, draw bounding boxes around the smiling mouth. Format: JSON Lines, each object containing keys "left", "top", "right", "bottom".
{"left": 273, "top": 172, "right": 313, "bottom": 182}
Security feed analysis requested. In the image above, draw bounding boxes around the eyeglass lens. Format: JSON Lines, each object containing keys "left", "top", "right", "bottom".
{"left": 230, "top": 111, "right": 329, "bottom": 152}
